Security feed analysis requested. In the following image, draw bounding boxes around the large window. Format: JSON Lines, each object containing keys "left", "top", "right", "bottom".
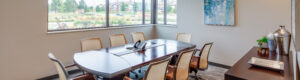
{"left": 48, "top": 0, "right": 176, "bottom": 31}
{"left": 109, "top": 0, "right": 143, "bottom": 26}
{"left": 166, "top": 0, "right": 177, "bottom": 24}
{"left": 48, "top": 0, "right": 106, "bottom": 31}
{"left": 157, "top": 0, "right": 165, "bottom": 24}
{"left": 145, "top": 0, "right": 152, "bottom": 24}
{"left": 157, "top": 0, "right": 177, "bottom": 24}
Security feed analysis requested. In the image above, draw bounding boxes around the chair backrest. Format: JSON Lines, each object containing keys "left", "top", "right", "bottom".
{"left": 176, "top": 33, "right": 192, "bottom": 43}
{"left": 110, "top": 34, "right": 127, "bottom": 47}
{"left": 144, "top": 57, "right": 171, "bottom": 80}
{"left": 81, "top": 38, "right": 103, "bottom": 52}
{"left": 131, "top": 32, "right": 146, "bottom": 43}
{"left": 48, "top": 53, "right": 69, "bottom": 80}
{"left": 174, "top": 50, "right": 196, "bottom": 80}
{"left": 198, "top": 42, "right": 213, "bottom": 69}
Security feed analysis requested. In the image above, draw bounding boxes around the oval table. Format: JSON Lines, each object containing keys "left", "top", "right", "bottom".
{"left": 74, "top": 39, "right": 196, "bottom": 80}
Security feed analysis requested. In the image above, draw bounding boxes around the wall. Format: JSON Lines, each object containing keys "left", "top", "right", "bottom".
{"left": 292, "top": 0, "right": 300, "bottom": 79}
{"left": 155, "top": 0, "right": 291, "bottom": 66}
{"left": 0, "top": 0, "right": 293, "bottom": 79}
{"left": 0, "top": 0, "right": 155, "bottom": 79}
{"left": 294, "top": 0, "right": 300, "bottom": 51}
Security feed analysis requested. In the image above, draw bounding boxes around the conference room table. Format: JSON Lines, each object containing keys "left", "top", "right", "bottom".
{"left": 73, "top": 39, "right": 196, "bottom": 80}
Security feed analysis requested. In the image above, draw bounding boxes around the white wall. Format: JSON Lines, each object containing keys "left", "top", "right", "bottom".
{"left": 0, "top": 0, "right": 155, "bottom": 79}
{"left": 155, "top": 0, "right": 292, "bottom": 66}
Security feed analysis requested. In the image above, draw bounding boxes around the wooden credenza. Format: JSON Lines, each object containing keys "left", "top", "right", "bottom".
{"left": 225, "top": 47, "right": 294, "bottom": 80}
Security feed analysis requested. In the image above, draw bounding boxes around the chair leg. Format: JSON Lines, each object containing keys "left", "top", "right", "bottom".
{"left": 138, "top": 68, "right": 142, "bottom": 73}
{"left": 129, "top": 66, "right": 149, "bottom": 79}
{"left": 190, "top": 68, "right": 198, "bottom": 75}
{"left": 96, "top": 76, "right": 104, "bottom": 80}
{"left": 189, "top": 68, "right": 193, "bottom": 73}
{"left": 194, "top": 70, "right": 207, "bottom": 80}
{"left": 130, "top": 71, "right": 139, "bottom": 78}
{"left": 189, "top": 68, "right": 200, "bottom": 79}
{"left": 198, "top": 77, "right": 206, "bottom": 80}
{"left": 196, "top": 74, "right": 207, "bottom": 80}
{"left": 82, "top": 71, "right": 85, "bottom": 74}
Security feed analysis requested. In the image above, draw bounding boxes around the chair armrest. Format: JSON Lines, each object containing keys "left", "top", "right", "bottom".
{"left": 167, "top": 65, "right": 177, "bottom": 72}
{"left": 72, "top": 73, "right": 96, "bottom": 80}
{"left": 123, "top": 76, "right": 133, "bottom": 80}
{"left": 196, "top": 49, "right": 201, "bottom": 51}
{"left": 65, "top": 64, "right": 76, "bottom": 68}
{"left": 195, "top": 49, "right": 202, "bottom": 56}
{"left": 168, "top": 65, "right": 176, "bottom": 69}
{"left": 190, "top": 55, "right": 200, "bottom": 69}
{"left": 191, "top": 56, "right": 199, "bottom": 62}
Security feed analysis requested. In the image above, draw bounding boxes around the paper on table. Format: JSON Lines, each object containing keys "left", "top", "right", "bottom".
{"left": 110, "top": 49, "right": 135, "bottom": 56}
{"left": 110, "top": 43, "right": 166, "bottom": 56}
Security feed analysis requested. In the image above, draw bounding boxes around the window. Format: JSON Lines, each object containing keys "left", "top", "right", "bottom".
{"left": 166, "top": 0, "right": 177, "bottom": 24}
{"left": 109, "top": 0, "right": 143, "bottom": 26}
{"left": 48, "top": 0, "right": 106, "bottom": 31}
{"left": 48, "top": 0, "right": 176, "bottom": 31}
{"left": 157, "top": 0, "right": 165, "bottom": 24}
{"left": 156, "top": 0, "right": 177, "bottom": 25}
{"left": 145, "top": 0, "right": 152, "bottom": 24}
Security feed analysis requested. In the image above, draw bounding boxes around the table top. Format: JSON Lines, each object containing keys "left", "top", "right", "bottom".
{"left": 225, "top": 47, "right": 294, "bottom": 80}
{"left": 73, "top": 39, "right": 196, "bottom": 78}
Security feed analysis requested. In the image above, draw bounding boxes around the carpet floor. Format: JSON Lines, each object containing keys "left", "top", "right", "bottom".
{"left": 53, "top": 64, "right": 228, "bottom": 80}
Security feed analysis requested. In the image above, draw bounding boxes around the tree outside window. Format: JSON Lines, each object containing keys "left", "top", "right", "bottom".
{"left": 48, "top": 0, "right": 176, "bottom": 31}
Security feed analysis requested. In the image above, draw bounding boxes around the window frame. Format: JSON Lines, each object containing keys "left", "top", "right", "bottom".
{"left": 47, "top": 0, "right": 176, "bottom": 32}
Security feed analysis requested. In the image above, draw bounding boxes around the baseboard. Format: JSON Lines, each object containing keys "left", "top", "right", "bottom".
{"left": 208, "top": 61, "right": 231, "bottom": 69}
{"left": 36, "top": 69, "right": 82, "bottom": 80}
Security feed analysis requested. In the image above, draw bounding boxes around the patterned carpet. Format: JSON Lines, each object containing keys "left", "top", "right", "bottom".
{"left": 128, "top": 64, "right": 228, "bottom": 80}
{"left": 189, "top": 65, "right": 228, "bottom": 80}
{"left": 54, "top": 64, "right": 228, "bottom": 80}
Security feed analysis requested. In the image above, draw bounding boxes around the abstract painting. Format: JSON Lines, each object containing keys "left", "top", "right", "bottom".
{"left": 204, "top": 0, "right": 235, "bottom": 26}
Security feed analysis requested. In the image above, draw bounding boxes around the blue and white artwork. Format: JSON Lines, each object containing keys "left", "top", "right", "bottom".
{"left": 204, "top": 0, "right": 235, "bottom": 26}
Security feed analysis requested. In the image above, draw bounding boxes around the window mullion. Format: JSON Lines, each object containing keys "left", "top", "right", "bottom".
{"left": 164, "top": 0, "right": 167, "bottom": 24}
{"left": 152, "top": 0, "right": 157, "bottom": 24}
{"left": 142, "top": 0, "right": 145, "bottom": 24}
{"left": 106, "top": 0, "right": 110, "bottom": 27}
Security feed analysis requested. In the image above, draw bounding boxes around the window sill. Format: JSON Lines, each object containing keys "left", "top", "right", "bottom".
{"left": 154, "top": 24, "right": 178, "bottom": 28}
{"left": 47, "top": 24, "right": 155, "bottom": 34}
